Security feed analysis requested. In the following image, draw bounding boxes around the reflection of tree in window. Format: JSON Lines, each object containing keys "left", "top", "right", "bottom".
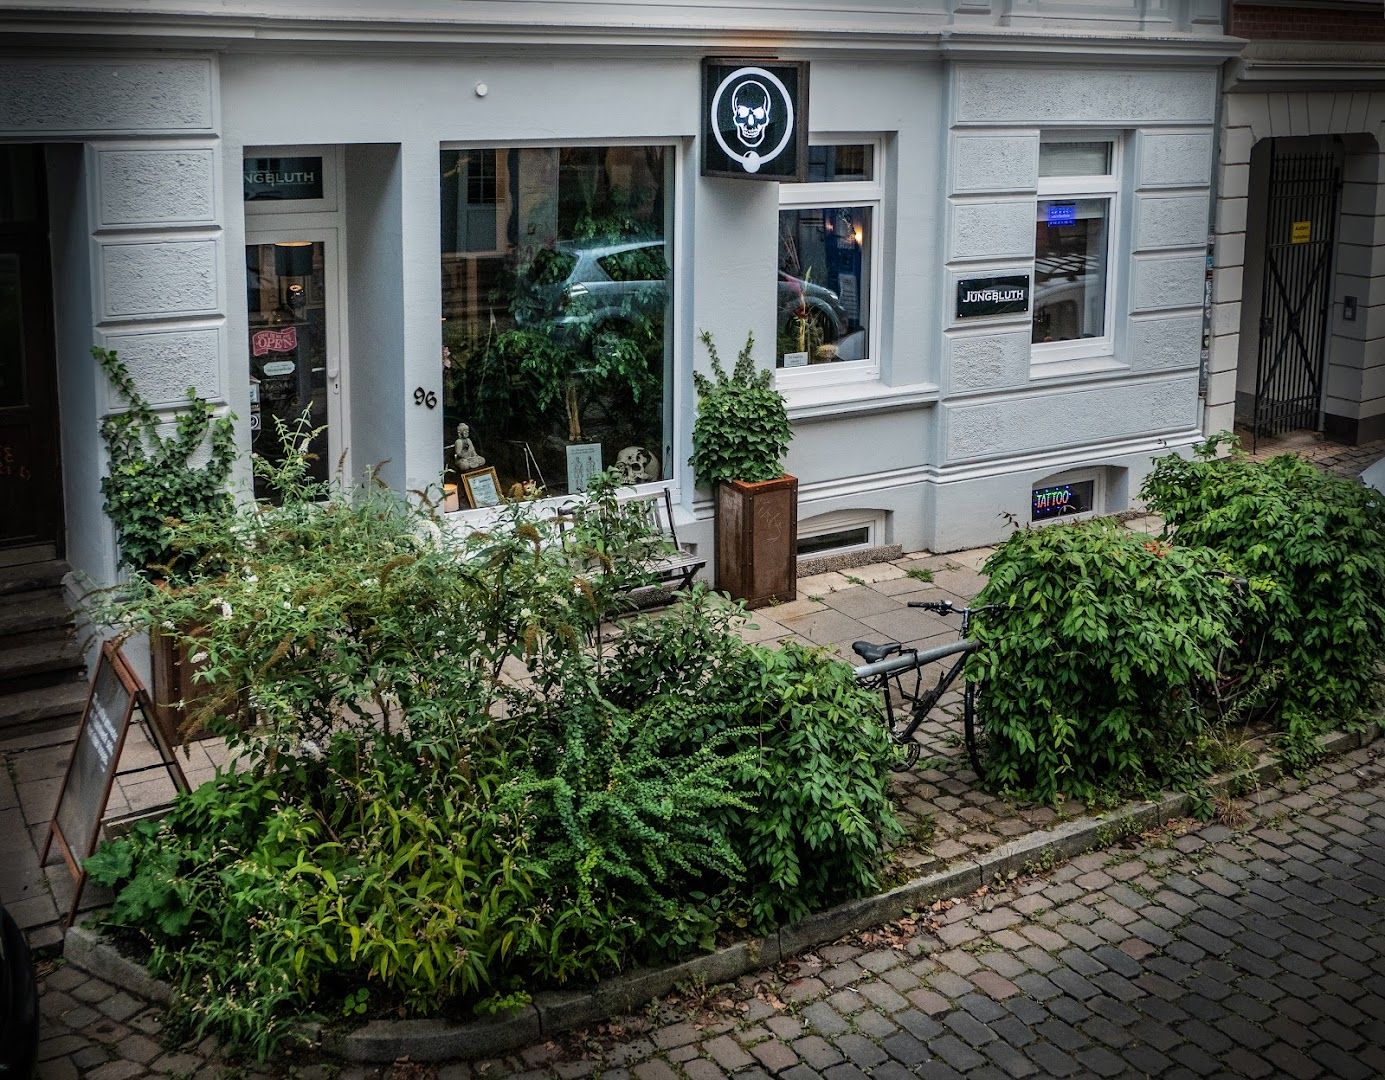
{"left": 439, "top": 146, "right": 672, "bottom": 497}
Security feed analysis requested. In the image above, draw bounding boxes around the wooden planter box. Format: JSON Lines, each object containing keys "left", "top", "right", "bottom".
{"left": 715, "top": 474, "right": 798, "bottom": 608}
{"left": 150, "top": 627, "right": 213, "bottom": 747}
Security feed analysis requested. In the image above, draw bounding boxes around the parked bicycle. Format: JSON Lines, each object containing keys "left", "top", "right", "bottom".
{"left": 851, "top": 599, "right": 1000, "bottom": 773}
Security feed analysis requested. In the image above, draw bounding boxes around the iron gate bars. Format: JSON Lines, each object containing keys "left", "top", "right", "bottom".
{"left": 1253, "top": 142, "right": 1341, "bottom": 453}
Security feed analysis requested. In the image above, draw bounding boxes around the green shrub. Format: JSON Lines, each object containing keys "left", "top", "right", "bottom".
{"left": 594, "top": 598, "right": 902, "bottom": 930}
{"left": 89, "top": 731, "right": 546, "bottom": 1060}
{"left": 87, "top": 443, "right": 899, "bottom": 1059}
{"left": 1141, "top": 435, "right": 1385, "bottom": 764}
{"left": 689, "top": 331, "right": 792, "bottom": 485}
{"left": 970, "top": 519, "right": 1243, "bottom": 803}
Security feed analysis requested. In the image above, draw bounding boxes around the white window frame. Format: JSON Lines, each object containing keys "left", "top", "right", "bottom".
{"left": 776, "top": 137, "right": 885, "bottom": 390}
{"left": 436, "top": 138, "right": 684, "bottom": 525}
{"left": 1031, "top": 133, "right": 1121, "bottom": 368}
{"left": 795, "top": 508, "right": 884, "bottom": 561}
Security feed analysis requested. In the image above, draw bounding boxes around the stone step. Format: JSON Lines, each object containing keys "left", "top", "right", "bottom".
{"left": 0, "top": 679, "right": 88, "bottom": 737}
{"left": 0, "top": 560, "right": 68, "bottom": 598}
{"left": 0, "top": 638, "right": 85, "bottom": 690}
{"left": 0, "top": 589, "right": 74, "bottom": 640}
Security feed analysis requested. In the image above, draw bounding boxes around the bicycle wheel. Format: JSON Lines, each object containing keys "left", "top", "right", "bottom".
{"left": 962, "top": 679, "right": 984, "bottom": 778}
{"left": 887, "top": 697, "right": 923, "bottom": 772}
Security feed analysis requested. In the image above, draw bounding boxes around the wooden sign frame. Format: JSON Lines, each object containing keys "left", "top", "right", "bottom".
{"left": 40, "top": 642, "right": 190, "bottom": 927}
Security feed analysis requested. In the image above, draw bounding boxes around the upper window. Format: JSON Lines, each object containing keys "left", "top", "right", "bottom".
{"left": 776, "top": 143, "right": 880, "bottom": 375}
{"left": 439, "top": 146, "right": 673, "bottom": 504}
{"left": 1033, "top": 138, "right": 1118, "bottom": 363}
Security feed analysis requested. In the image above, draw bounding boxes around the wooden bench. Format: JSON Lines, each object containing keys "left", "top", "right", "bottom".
{"left": 618, "top": 489, "right": 706, "bottom": 604}
{"left": 558, "top": 488, "right": 706, "bottom": 609}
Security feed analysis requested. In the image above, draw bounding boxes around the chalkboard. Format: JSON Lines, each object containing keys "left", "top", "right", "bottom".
{"left": 41, "top": 642, "right": 189, "bottom": 927}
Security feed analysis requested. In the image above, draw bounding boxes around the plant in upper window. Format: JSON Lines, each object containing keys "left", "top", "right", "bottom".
{"left": 95, "top": 346, "right": 236, "bottom": 582}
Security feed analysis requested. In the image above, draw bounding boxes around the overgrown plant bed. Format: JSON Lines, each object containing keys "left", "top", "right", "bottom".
{"left": 66, "top": 722, "right": 1379, "bottom": 1064}
{"left": 80, "top": 436, "right": 903, "bottom": 1063}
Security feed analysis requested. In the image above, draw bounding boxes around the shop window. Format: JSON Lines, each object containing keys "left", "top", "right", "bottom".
{"left": 1030, "top": 470, "right": 1103, "bottom": 524}
{"left": 439, "top": 146, "right": 673, "bottom": 503}
{"left": 1032, "top": 138, "right": 1118, "bottom": 365}
{"left": 777, "top": 142, "right": 881, "bottom": 377}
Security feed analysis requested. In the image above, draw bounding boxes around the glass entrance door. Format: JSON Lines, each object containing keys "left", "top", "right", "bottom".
{"left": 244, "top": 235, "right": 342, "bottom": 500}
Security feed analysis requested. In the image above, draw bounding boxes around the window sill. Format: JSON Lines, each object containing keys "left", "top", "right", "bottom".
{"left": 1029, "top": 354, "right": 1129, "bottom": 383}
{"left": 783, "top": 380, "right": 942, "bottom": 424}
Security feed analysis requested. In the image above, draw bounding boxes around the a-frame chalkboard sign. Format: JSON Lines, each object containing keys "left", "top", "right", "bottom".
{"left": 40, "top": 642, "right": 190, "bottom": 927}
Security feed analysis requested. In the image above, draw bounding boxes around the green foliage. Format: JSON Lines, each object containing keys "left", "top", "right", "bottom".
{"left": 1141, "top": 434, "right": 1385, "bottom": 762}
{"left": 95, "top": 347, "right": 236, "bottom": 580}
{"left": 970, "top": 519, "right": 1243, "bottom": 804}
{"left": 87, "top": 443, "right": 898, "bottom": 1059}
{"left": 690, "top": 331, "right": 792, "bottom": 486}
{"left": 733, "top": 642, "right": 904, "bottom": 927}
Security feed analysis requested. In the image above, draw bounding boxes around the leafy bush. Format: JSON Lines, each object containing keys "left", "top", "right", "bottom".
{"left": 1141, "top": 435, "right": 1385, "bottom": 763}
{"left": 595, "top": 600, "right": 902, "bottom": 930}
{"left": 89, "top": 733, "right": 545, "bottom": 1060}
{"left": 87, "top": 442, "right": 898, "bottom": 1059}
{"left": 970, "top": 519, "right": 1243, "bottom": 803}
{"left": 96, "top": 346, "right": 235, "bottom": 580}
{"left": 690, "top": 331, "right": 792, "bottom": 485}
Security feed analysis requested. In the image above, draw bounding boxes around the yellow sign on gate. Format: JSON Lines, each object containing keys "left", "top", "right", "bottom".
{"left": 1291, "top": 220, "right": 1312, "bottom": 244}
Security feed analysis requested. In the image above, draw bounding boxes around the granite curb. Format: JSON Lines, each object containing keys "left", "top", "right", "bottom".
{"left": 62, "top": 724, "right": 1379, "bottom": 1064}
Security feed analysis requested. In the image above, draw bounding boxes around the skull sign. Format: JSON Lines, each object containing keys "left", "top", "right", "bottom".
{"left": 614, "top": 445, "right": 660, "bottom": 485}
{"left": 731, "top": 80, "right": 771, "bottom": 148}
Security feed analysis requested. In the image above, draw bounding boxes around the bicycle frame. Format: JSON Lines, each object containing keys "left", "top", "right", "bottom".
{"left": 853, "top": 638, "right": 980, "bottom": 746}
{"left": 852, "top": 601, "right": 1000, "bottom": 773}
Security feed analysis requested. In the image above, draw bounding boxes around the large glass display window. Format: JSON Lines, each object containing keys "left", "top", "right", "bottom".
{"left": 439, "top": 146, "right": 674, "bottom": 503}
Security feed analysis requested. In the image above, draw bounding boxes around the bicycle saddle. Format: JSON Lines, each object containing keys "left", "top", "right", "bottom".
{"left": 852, "top": 640, "right": 903, "bottom": 663}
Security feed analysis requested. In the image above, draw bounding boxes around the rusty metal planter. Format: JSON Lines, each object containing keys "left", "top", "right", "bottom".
{"left": 714, "top": 474, "right": 798, "bottom": 608}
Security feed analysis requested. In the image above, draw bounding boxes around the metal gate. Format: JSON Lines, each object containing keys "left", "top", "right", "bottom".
{"left": 1252, "top": 142, "right": 1341, "bottom": 451}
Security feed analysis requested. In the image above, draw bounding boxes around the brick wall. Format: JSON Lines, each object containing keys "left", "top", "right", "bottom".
{"left": 1231, "top": 3, "right": 1385, "bottom": 41}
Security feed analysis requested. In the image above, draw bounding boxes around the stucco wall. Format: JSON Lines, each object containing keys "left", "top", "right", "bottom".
{"left": 932, "top": 63, "right": 1215, "bottom": 550}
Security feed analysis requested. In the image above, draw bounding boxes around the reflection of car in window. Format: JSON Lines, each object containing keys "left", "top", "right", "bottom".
{"left": 521, "top": 239, "right": 849, "bottom": 343}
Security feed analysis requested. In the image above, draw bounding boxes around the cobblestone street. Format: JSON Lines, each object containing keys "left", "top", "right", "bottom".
{"left": 30, "top": 741, "right": 1385, "bottom": 1079}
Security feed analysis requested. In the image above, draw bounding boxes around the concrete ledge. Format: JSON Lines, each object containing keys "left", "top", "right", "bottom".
{"left": 330, "top": 1012, "right": 542, "bottom": 1064}
{"left": 63, "top": 722, "right": 1380, "bottom": 1063}
{"left": 64, "top": 923, "right": 171, "bottom": 1006}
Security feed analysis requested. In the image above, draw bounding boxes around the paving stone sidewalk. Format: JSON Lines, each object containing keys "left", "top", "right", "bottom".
{"left": 32, "top": 739, "right": 1385, "bottom": 1079}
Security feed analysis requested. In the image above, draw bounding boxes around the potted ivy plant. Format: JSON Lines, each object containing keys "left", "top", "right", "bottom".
{"left": 690, "top": 330, "right": 796, "bottom": 607}
{"left": 95, "top": 346, "right": 236, "bottom": 743}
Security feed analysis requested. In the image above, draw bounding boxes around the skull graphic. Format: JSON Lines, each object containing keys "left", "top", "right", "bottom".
{"left": 731, "top": 80, "right": 771, "bottom": 148}
{"left": 614, "top": 445, "right": 660, "bottom": 485}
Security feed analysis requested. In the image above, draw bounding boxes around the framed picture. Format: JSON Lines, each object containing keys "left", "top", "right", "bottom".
{"left": 461, "top": 467, "right": 502, "bottom": 509}
{"left": 565, "top": 442, "right": 603, "bottom": 494}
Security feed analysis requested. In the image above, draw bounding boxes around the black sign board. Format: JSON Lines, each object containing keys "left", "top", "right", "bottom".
{"left": 956, "top": 274, "right": 1031, "bottom": 319}
{"left": 40, "top": 643, "right": 189, "bottom": 927}
{"left": 702, "top": 59, "right": 809, "bottom": 182}
{"left": 1032, "top": 479, "right": 1095, "bottom": 521}
{"left": 244, "top": 156, "right": 324, "bottom": 202}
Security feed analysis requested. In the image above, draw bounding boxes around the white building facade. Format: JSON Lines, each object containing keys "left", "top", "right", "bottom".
{"left": 0, "top": 0, "right": 1238, "bottom": 589}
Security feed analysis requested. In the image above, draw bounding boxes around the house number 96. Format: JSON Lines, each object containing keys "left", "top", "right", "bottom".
{"left": 413, "top": 387, "right": 438, "bottom": 409}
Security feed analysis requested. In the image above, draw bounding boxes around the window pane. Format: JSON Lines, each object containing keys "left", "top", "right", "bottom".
{"left": 1039, "top": 140, "right": 1112, "bottom": 178}
{"left": 1033, "top": 198, "right": 1109, "bottom": 345}
{"left": 440, "top": 146, "right": 672, "bottom": 500}
{"left": 777, "top": 206, "right": 871, "bottom": 367}
{"left": 807, "top": 144, "right": 874, "bottom": 183}
{"left": 246, "top": 241, "right": 331, "bottom": 498}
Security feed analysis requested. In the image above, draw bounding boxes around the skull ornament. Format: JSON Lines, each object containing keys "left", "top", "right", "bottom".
{"left": 614, "top": 445, "right": 660, "bottom": 485}
{"left": 731, "top": 80, "right": 771, "bottom": 147}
